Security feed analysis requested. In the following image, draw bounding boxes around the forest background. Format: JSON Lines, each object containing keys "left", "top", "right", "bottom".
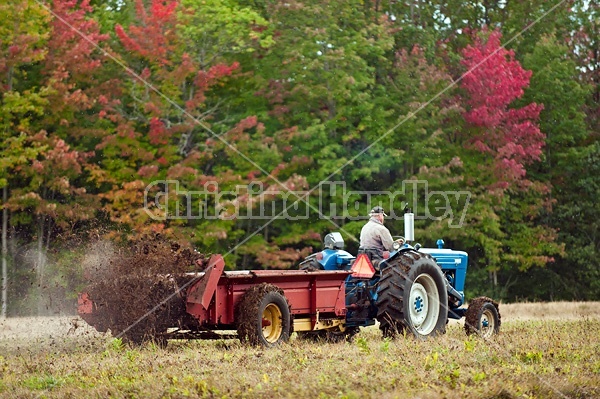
{"left": 1, "top": 0, "right": 598, "bottom": 316}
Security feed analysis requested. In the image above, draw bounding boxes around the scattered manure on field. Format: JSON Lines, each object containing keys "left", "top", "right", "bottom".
{"left": 80, "top": 234, "right": 209, "bottom": 344}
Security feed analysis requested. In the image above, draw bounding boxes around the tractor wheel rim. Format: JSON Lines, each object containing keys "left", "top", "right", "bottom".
{"left": 263, "top": 303, "right": 283, "bottom": 343}
{"left": 480, "top": 308, "right": 495, "bottom": 338}
{"left": 409, "top": 273, "right": 440, "bottom": 335}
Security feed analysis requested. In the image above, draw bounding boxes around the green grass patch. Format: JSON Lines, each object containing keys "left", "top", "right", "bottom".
{"left": 22, "top": 374, "right": 64, "bottom": 390}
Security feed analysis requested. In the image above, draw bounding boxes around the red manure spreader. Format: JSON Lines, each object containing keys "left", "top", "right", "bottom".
{"left": 79, "top": 222, "right": 500, "bottom": 347}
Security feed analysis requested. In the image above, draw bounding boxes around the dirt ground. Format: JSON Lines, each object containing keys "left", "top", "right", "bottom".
{"left": 1, "top": 301, "right": 599, "bottom": 342}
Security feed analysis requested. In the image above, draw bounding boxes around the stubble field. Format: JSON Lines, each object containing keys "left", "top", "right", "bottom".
{"left": 1, "top": 302, "right": 599, "bottom": 399}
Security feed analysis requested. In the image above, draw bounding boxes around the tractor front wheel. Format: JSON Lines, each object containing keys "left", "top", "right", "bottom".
{"left": 464, "top": 297, "right": 500, "bottom": 338}
{"left": 236, "top": 284, "right": 291, "bottom": 347}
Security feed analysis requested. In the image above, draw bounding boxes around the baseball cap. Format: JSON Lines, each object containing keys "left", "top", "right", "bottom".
{"left": 369, "top": 206, "right": 387, "bottom": 216}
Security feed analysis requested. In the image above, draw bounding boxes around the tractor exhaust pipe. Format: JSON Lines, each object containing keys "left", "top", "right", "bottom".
{"left": 404, "top": 211, "right": 414, "bottom": 242}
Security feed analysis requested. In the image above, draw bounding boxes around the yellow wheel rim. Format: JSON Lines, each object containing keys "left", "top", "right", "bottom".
{"left": 263, "top": 303, "right": 283, "bottom": 343}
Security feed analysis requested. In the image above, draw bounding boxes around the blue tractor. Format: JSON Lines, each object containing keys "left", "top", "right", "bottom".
{"left": 298, "top": 214, "right": 500, "bottom": 340}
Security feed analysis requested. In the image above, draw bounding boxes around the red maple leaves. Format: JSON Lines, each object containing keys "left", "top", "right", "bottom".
{"left": 461, "top": 29, "right": 545, "bottom": 191}
{"left": 115, "top": 0, "right": 178, "bottom": 66}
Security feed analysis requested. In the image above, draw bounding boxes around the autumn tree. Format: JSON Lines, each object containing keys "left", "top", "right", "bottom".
{"left": 96, "top": 0, "right": 309, "bottom": 268}
{"left": 461, "top": 29, "right": 545, "bottom": 191}
{"left": 0, "top": 0, "right": 109, "bottom": 314}
{"left": 457, "top": 29, "right": 563, "bottom": 295}
{"left": 0, "top": 0, "right": 51, "bottom": 316}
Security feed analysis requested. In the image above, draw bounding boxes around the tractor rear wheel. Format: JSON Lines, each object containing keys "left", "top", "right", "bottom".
{"left": 376, "top": 251, "right": 448, "bottom": 339}
{"left": 464, "top": 297, "right": 500, "bottom": 338}
{"left": 236, "top": 283, "right": 291, "bottom": 347}
{"left": 299, "top": 255, "right": 322, "bottom": 271}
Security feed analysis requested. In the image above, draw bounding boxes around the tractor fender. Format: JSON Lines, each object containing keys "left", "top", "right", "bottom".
{"left": 380, "top": 247, "right": 422, "bottom": 268}
{"left": 300, "top": 249, "right": 355, "bottom": 271}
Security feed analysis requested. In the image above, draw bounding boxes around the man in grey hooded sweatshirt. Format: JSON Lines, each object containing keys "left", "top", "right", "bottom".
{"left": 359, "top": 206, "right": 395, "bottom": 264}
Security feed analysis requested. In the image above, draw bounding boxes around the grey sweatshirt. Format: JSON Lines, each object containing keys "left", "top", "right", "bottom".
{"left": 359, "top": 217, "right": 394, "bottom": 252}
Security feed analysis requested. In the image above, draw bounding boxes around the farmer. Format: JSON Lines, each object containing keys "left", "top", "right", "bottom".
{"left": 358, "top": 206, "right": 397, "bottom": 265}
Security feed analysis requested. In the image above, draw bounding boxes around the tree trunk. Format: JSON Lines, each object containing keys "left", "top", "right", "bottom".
{"left": 491, "top": 270, "right": 498, "bottom": 286}
{"left": 2, "top": 65, "right": 12, "bottom": 319}
{"left": 1, "top": 185, "right": 7, "bottom": 319}
{"left": 37, "top": 215, "right": 46, "bottom": 315}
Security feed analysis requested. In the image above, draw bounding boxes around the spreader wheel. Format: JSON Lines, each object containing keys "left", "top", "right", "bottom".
{"left": 464, "top": 296, "right": 501, "bottom": 338}
{"left": 236, "top": 283, "right": 291, "bottom": 347}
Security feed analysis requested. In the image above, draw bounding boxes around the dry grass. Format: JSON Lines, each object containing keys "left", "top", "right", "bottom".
{"left": 500, "top": 301, "right": 600, "bottom": 321}
{"left": 1, "top": 302, "right": 599, "bottom": 399}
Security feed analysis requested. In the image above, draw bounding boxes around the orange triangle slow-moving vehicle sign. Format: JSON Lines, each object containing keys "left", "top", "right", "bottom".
{"left": 350, "top": 253, "right": 376, "bottom": 279}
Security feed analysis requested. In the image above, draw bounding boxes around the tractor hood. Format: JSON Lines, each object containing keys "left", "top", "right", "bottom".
{"left": 418, "top": 247, "right": 468, "bottom": 294}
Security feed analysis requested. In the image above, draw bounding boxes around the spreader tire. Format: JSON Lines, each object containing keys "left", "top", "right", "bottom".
{"left": 376, "top": 251, "right": 448, "bottom": 338}
{"left": 464, "top": 296, "right": 500, "bottom": 338}
{"left": 236, "top": 283, "right": 291, "bottom": 347}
